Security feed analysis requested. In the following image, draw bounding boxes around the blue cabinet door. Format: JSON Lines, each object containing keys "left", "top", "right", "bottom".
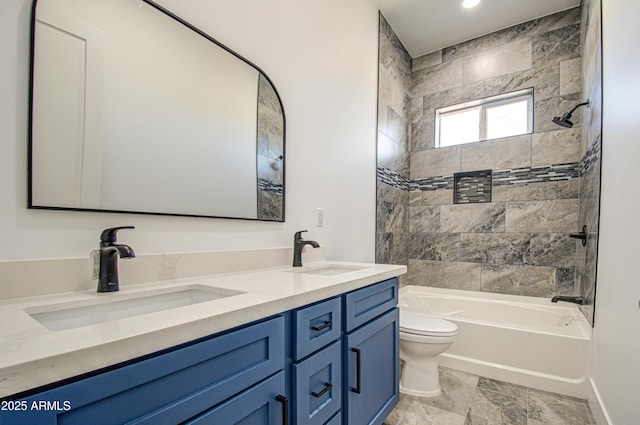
{"left": 344, "top": 308, "right": 399, "bottom": 425}
{"left": 184, "top": 371, "right": 287, "bottom": 425}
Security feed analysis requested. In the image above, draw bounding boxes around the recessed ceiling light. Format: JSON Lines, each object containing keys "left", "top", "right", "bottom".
{"left": 462, "top": 0, "right": 480, "bottom": 8}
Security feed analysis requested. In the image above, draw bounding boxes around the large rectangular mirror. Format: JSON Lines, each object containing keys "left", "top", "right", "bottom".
{"left": 29, "top": 0, "right": 285, "bottom": 221}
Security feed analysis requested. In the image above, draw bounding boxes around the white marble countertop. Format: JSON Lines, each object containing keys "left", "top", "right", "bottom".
{"left": 0, "top": 261, "right": 405, "bottom": 398}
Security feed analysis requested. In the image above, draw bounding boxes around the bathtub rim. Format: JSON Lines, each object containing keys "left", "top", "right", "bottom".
{"left": 399, "top": 285, "right": 592, "bottom": 340}
{"left": 399, "top": 285, "right": 592, "bottom": 397}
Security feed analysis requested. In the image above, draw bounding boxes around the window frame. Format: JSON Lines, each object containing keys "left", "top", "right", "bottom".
{"left": 434, "top": 88, "right": 534, "bottom": 148}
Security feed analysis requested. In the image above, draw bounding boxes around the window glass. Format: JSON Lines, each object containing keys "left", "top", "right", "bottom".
{"left": 435, "top": 89, "right": 533, "bottom": 148}
{"left": 438, "top": 107, "right": 480, "bottom": 148}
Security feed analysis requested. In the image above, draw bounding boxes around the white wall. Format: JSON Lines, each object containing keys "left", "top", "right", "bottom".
{"left": 591, "top": 0, "right": 640, "bottom": 423}
{"left": 0, "top": 0, "right": 379, "bottom": 261}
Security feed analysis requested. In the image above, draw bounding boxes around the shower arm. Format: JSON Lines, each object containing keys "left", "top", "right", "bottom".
{"left": 567, "top": 101, "right": 590, "bottom": 115}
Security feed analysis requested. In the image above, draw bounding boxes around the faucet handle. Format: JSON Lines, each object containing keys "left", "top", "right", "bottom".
{"left": 294, "top": 230, "right": 308, "bottom": 241}
{"left": 100, "top": 226, "right": 135, "bottom": 244}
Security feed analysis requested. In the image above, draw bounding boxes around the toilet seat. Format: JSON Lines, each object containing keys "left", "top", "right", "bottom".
{"left": 400, "top": 310, "right": 458, "bottom": 337}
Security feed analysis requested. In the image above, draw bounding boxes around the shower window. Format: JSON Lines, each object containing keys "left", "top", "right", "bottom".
{"left": 435, "top": 88, "right": 533, "bottom": 148}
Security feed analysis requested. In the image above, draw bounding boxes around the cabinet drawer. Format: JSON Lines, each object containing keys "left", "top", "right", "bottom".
{"left": 344, "top": 278, "right": 398, "bottom": 332}
{"left": 293, "top": 340, "right": 342, "bottom": 425}
{"left": 293, "top": 297, "right": 342, "bottom": 360}
{"left": 184, "top": 371, "right": 286, "bottom": 425}
{"left": 0, "top": 316, "right": 285, "bottom": 425}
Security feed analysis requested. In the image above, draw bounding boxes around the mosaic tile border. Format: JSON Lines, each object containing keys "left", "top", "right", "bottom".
{"left": 377, "top": 163, "right": 579, "bottom": 192}
{"left": 377, "top": 165, "right": 412, "bottom": 190}
{"left": 580, "top": 134, "right": 601, "bottom": 175}
{"left": 258, "top": 178, "right": 284, "bottom": 195}
{"left": 377, "top": 134, "right": 600, "bottom": 193}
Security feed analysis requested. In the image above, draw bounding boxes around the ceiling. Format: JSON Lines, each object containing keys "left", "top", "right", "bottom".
{"left": 371, "top": 0, "right": 581, "bottom": 58}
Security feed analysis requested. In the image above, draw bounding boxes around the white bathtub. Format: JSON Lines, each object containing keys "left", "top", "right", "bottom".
{"left": 399, "top": 286, "right": 592, "bottom": 397}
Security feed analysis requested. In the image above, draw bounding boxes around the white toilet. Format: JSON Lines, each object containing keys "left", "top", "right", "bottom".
{"left": 399, "top": 310, "right": 458, "bottom": 397}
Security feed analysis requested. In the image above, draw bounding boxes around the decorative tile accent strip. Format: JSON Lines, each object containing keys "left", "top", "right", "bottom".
{"left": 377, "top": 162, "right": 581, "bottom": 193}
{"left": 377, "top": 165, "right": 412, "bottom": 190}
{"left": 258, "top": 178, "right": 284, "bottom": 195}
{"left": 580, "top": 134, "right": 601, "bottom": 175}
{"left": 410, "top": 175, "right": 454, "bottom": 192}
{"left": 492, "top": 163, "right": 579, "bottom": 186}
{"left": 454, "top": 170, "right": 492, "bottom": 204}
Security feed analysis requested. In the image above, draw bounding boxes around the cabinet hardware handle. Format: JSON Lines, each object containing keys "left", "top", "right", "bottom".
{"left": 351, "top": 348, "right": 362, "bottom": 394}
{"left": 276, "top": 394, "right": 289, "bottom": 425}
{"left": 311, "top": 321, "right": 332, "bottom": 331}
{"left": 311, "top": 382, "right": 333, "bottom": 398}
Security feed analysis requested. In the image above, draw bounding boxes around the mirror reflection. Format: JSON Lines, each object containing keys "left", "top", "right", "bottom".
{"left": 29, "top": 0, "right": 285, "bottom": 221}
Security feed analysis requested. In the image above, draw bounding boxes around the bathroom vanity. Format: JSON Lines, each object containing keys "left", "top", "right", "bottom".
{"left": 0, "top": 262, "right": 404, "bottom": 425}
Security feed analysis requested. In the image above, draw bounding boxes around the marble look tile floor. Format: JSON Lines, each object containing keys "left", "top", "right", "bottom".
{"left": 385, "top": 368, "right": 595, "bottom": 425}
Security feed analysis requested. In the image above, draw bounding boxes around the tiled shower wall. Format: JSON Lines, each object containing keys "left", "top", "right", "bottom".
{"left": 577, "top": 0, "right": 602, "bottom": 325}
{"left": 377, "top": 7, "right": 601, "bottom": 313}
{"left": 376, "top": 15, "right": 412, "bottom": 287}
{"left": 257, "top": 74, "right": 284, "bottom": 221}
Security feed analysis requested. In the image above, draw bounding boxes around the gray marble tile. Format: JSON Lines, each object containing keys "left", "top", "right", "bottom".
{"left": 418, "top": 260, "right": 482, "bottom": 291}
{"left": 418, "top": 368, "right": 480, "bottom": 417}
{"left": 258, "top": 74, "right": 282, "bottom": 112}
{"left": 423, "top": 82, "right": 486, "bottom": 117}
{"left": 527, "top": 388, "right": 592, "bottom": 425}
{"left": 532, "top": 128, "right": 580, "bottom": 166}
{"left": 462, "top": 39, "right": 532, "bottom": 85}
{"left": 556, "top": 267, "right": 576, "bottom": 295}
{"left": 378, "top": 131, "right": 398, "bottom": 170}
{"left": 460, "top": 135, "right": 531, "bottom": 172}
{"left": 484, "top": 64, "right": 559, "bottom": 102}
{"left": 421, "top": 189, "right": 454, "bottom": 206}
{"left": 412, "top": 59, "right": 463, "bottom": 98}
{"left": 559, "top": 57, "right": 581, "bottom": 95}
{"left": 464, "top": 384, "right": 527, "bottom": 425}
{"left": 397, "top": 400, "right": 467, "bottom": 425}
{"left": 492, "top": 182, "right": 558, "bottom": 202}
{"left": 532, "top": 24, "right": 581, "bottom": 68}
{"left": 475, "top": 377, "right": 527, "bottom": 399}
{"left": 557, "top": 180, "right": 579, "bottom": 199}
{"left": 481, "top": 264, "right": 556, "bottom": 297}
{"left": 408, "top": 233, "right": 460, "bottom": 261}
{"left": 442, "top": 8, "right": 580, "bottom": 63}
{"left": 391, "top": 231, "right": 409, "bottom": 265}
{"left": 460, "top": 233, "right": 530, "bottom": 265}
{"left": 506, "top": 200, "right": 578, "bottom": 233}
{"left": 378, "top": 181, "right": 409, "bottom": 205}
{"left": 534, "top": 94, "right": 582, "bottom": 133}
{"left": 378, "top": 201, "right": 408, "bottom": 234}
{"left": 412, "top": 50, "right": 443, "bottom": 72}
{"left": 409, "top": 205, "right": 441, "bottom": 233}
{"left": 411, "top": 119, "right": 434, "bottom": 152}
{"left": 411, "top": 146, "right": 461, "bottom": 179}
{"left": 388, "top": 106, "right": 409, "bottom": 146}
{"left": 376, "top": 232, "right": 393, "bottom": 264}
{"left": 530, "top": 234, "right": 576, "bottom": 268}
{"left": 441, "top": 203, "right": 506, "bottom": 233}
{"left": 379, "top": 65, "right": 412, "bottom": 127}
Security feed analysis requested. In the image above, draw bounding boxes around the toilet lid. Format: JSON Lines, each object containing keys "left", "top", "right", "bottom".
{"left": 400, "top": 310, "right": 458, "bottom": 337}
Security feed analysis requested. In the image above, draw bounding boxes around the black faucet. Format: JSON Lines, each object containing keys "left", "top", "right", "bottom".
{"left": 551, "top": 295, "right": 584, "bottom": 305}
{"left": 293, "top": 230, "right": 320, "bottom": 267}
{"left": 98, "top": 226, "right": 135, "bottom": 293}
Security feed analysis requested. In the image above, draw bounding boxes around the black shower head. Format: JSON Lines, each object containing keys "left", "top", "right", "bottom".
{"left": 552, "top": 112, "right": 574, "bottom": 128}
{"left": 552, "top": 101, "right": 590, "bottom": 128}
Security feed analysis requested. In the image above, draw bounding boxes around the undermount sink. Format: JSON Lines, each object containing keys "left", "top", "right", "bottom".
{"left": 292, "top": 264, "right": 369, "bottom": 276}
{"left": 26, "top": 286, "right": 244, "bottom": 332}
